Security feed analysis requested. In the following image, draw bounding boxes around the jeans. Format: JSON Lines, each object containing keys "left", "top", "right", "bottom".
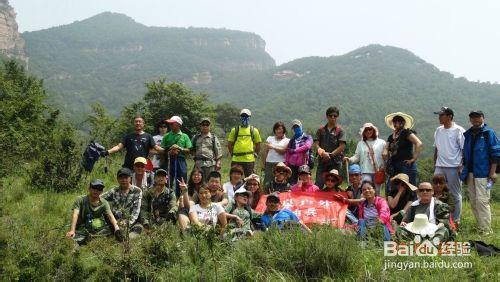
{"left": 165, "top": 156, "right": 187, "bottom": 197}
{"left": 357, "top": 219, "right": 391, "bottom": 241}
{"left": 386, "top": 161, "right": 417, "bottom": 196}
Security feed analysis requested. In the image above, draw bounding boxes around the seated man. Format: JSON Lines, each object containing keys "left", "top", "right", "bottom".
{"left": 260, "top": 193, "right": 311, "bottom": 233}
{"left": 396, "top": 182, "right": 452, "bottom": 244}
{"left": 66, "top": 179, "right": 122, "bottom": 245}
{"left": 132, "top": 157, "right": 154, "bottom": 190}
{"left": 191, "top": 171, "right": 228, "bottom": 207}
{"left": 264, "top": 162, "right": 292, "bottom": 193}
{"left": 102, "top": 168, "right": 143, "bottom": 238}
{"left": 188, "top": 185, "right": 227, "bottom": 231}
{"left": 225, "top": 187, "right": 259, "bottom": 236}
{"left": 140, "top": 169, "right": 177, "bottom": 228}
{"left": 290, "top": 165, "right": 320, "bottom": 192}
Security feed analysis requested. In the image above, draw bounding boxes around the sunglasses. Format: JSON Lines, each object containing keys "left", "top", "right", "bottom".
{"left": 275, "top": 170, "right": 286, "bottom": 175}
{"left": 201, "top": 123, "right": 210, "bottom": 126}
{"left": 328, "top": 114, "right": 339, "bottom": 118}
{"left": 418, "top": 189, "right": 433, "bottom": 192}
{"left": 325, "top": 178, "right": 336, "bottom": 182}
{"left": 365, "top": 128, "right": 374, "bottom": 131}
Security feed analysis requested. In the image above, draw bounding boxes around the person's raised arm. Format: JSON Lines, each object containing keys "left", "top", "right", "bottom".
{"left": 107, "top": 143, "right": 124, "bottom": 155}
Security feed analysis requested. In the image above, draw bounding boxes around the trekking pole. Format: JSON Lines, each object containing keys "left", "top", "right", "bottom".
{"left": 345, "top": 159, "right": 350, "bottom": 187}
{"left": 173, "top": 156, "right": 179, "bottom": 196}
{"left": 167, "top": 152, "right": 171, "bottom": 190}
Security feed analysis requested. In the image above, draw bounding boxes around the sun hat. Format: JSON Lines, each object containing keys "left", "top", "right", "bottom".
{"left": 166, "top": 115, "right": 183, "bottom": 125}
{"left": 323, "top": 169, "right": 343, "bottom": 183}
{"left": 404, "top": 214, "right": 438, "bottom": 236}
{"left": 359, "top": 122, "right": 379, "bottom": 138}
{"left": 384, "top": 112, "right": 414, "bottom": 130}
{"left": 273, "top": 162, "right": 292, "bottom": 176}
{"left": 390, "top": 173, "right": 418, "bottom": 191}
{"left": 291, "top": 119, "right": 302, "bottom": 128}
{"left": 199, "top": 117, "right": 211, "bottom": 124}
{"left": 244, "top": 173, "right": 260, "bottom": 184}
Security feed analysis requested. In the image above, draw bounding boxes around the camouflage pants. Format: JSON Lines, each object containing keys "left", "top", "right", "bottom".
{"left": 73, "top": 226, "right": 113, "bottom": 245}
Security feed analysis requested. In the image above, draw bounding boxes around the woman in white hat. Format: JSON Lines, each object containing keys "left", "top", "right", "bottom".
{"left": 382, "top": 112, "right": 422, "bottom": 196}
{"left": 344, "top": 123, "right": 386, "bottom": 196}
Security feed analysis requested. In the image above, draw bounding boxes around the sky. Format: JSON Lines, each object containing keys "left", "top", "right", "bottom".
{"left": 10, "top": 0, "right": 500, "bottom": 83}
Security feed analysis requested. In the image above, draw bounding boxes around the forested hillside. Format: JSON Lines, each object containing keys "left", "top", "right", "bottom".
{"left": 23, "top": 12, "right": 275, "bottom": 117}
{"left": 22, "top": 13, "right": 500, "bottom": 155}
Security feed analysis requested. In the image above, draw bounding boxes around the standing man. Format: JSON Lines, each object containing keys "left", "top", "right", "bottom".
{"left": 102, "top": 168, "right": 143, "bottom": 238}
{"left": 105, "top": 116, "right": 164, "bottom": 170}
{"left": 460, "top": 110, "right": 499, "bottom": 235}
{"left": 433, "top": 107, "right": 465, "bottom": 226}
{"left": 314, "top": 107, "right": 346, "bottom": 188}
{"left": 161, "top": 115, "right": 192, "bottom": 196}
{"left": 191, "top": 117, "right": 222, "bottom": 182}
{"left": 227, "top": 109, "right": 262, "bottom": 177}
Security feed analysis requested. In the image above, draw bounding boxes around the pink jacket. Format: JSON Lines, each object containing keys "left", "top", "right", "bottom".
{"left": 285, "top": 134, "right": 313, "bottom": 166}
{"left": 357, "top": 196, "right": 394, "bottom": 233}
{"left": 291, "top": 182, "right": 320, "bottom": 193}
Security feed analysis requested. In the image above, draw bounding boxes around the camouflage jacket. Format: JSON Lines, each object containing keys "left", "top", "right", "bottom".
{"left": 140, "top": 186, "right": 178, "bottom": 225}
{"left": 102, "top": 185, "right": 142, "bottom": 225}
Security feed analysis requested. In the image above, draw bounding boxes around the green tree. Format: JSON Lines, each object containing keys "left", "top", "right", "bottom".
{"left": 215, "top": 102, "right": 241, "bottom": 134}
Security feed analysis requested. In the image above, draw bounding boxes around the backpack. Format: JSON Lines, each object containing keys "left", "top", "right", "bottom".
{"left": 192, "top": 133, "right": 218, "bottom": 159}
{"left": 234, "top": 125, "right": 255, "bottom": 143}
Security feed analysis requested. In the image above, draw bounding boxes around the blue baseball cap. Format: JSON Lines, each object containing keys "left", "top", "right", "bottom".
{"left": 348, "top": 164, "right": 361, "bottom": 174}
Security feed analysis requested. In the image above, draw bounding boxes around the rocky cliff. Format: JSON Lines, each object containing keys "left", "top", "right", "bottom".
{"left": 0, "top": 0, "right": 27, "bottom": 63}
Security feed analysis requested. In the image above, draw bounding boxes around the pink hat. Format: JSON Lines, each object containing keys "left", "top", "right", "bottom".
{"left": 359, "top": 123, "right": 379, "bottom": 138}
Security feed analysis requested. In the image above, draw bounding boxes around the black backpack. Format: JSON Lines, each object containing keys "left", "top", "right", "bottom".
{"left": 82, "top": 141, "right": 106, "bottom": 172}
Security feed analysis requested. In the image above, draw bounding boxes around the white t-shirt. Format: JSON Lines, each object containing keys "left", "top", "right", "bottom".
{"left": 152, "top": 134, "right": 163, "bottom": 168}
{"left": 265, "top": 136, "right": 290, "bottom": 163}
{"left": 189, "top": 203, "right": 225, "bottom": 227}
{"left": 434, "top": 123, "right": 465, "bottom": 167}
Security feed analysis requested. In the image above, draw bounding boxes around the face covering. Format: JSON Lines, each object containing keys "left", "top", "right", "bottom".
{"left": 240, "top": 116, "right": 250, "bottom": 126}
{"left": 293, "top": 126, "right": 303, "bottom": 138}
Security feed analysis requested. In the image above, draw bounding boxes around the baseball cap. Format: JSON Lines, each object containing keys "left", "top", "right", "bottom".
{"left": 166, "top": 115, "right": 183, "bottom": 125}
{"left": 291, "top": 119, "right": 302, "bottom": 128}
{"left": 240, "top": 108, "right": 252, "bottom": 116}
{"left": 134, "top": 157, "right": 147, "bottom": 165}
{"left": 117, "top": 167, "right": 133, "bottom": 177}
{"left": 469, "top": 110, "right": 484, "bottom": 117}
{"left": 434, "top": 107, "right": 454, "bottom": 117}
{"left": 155, "top": 169, "right": 168, "bottom": 177}
{"left": 298, "top": 165, "right": 311, "bottom": 175}
{"left": 348, "top": 164, "right": 362, "bottom": 174}
{"left": 90, "top": 179, "right": 105, "bottom": 190}
{"left": 199, "top": 117, "right": 211, "bottom": 124}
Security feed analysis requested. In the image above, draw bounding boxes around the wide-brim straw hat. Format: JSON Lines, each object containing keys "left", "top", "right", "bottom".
{"left": 272, "top": 162, "right": 292, "bottom": 177}
{"left": 390, "top": 173, "right": 417, "bottom": 191}
{"left": 404, "top": 214, "right": 438, "bottom": 236}
{"left": 323, "top": 169, "right": 343, "bottom": 183}
{"left": 384, "top": 112, "right": 414, "bottom": 130}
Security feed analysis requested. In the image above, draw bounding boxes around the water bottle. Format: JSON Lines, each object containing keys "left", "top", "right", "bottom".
{"left": 486, "top": 180, "right": 493, "bottom": 190}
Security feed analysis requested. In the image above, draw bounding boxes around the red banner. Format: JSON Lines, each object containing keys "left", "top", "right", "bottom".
{"left": 255, "top": 191, "right": 349, "bottom": 228}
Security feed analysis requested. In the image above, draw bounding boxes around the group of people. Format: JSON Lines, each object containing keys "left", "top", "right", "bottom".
{"left": 66, "top": 106, "right": 499, "bottom": 245}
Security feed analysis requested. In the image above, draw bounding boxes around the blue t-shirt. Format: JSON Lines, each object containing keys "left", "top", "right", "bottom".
{"left": 260, "top": 209, "right": 300, "bottom": 229}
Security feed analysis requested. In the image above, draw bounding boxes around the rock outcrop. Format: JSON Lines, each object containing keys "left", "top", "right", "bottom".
{"left": 0, "top": 0, "right": 27, "bottom": 63}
